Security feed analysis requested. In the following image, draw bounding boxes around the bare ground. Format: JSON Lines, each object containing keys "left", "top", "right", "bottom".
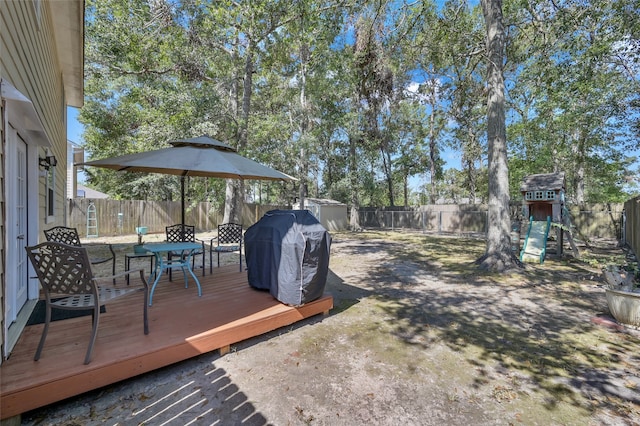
{"left": 20, "top": 230, "right": 640, "bottom": 425}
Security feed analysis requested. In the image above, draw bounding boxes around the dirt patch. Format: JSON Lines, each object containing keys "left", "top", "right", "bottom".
{"left": 21, "top": 231, "right": 640, "bottom": 425}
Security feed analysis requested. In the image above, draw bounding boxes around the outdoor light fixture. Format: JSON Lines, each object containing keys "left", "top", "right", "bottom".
{"left": 39, "top": 155, "right": 57, "bottom": 170}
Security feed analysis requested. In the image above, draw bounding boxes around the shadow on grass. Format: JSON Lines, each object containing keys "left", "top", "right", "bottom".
{"left": 329, "top": 231, "right": 640, "bottom": 421}
{"left": 79, "top": 231, "right": 638, "bottom": 422}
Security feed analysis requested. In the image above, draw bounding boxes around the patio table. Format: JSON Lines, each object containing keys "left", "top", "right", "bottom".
{"left": 143, "top": 242, "right": 203, "bottom": 305}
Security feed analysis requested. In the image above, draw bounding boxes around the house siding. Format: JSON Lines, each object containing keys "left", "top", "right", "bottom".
{"left": 1, "top": 0, "right": 76, "bottom": 363}
{"left": 2, "top": 1, "right": 67, "bottom": 223}
{"left": 0, "top": 98, "right": 5, "bottom": 361}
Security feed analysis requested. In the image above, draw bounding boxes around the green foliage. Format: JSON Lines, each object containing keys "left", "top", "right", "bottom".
{"left": 504, "top": 0, "right": 640, "bottom": 203}
{"left": 80, "top": 0, "right": 639, "bottom": 210}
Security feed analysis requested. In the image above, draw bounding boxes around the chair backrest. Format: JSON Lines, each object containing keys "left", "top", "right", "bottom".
{"left": 25, "top": 242, "right": 96, "bottom": 299}
{"left": 218, "top": 223, "right": 243, "bottom": 246}
{"left": 44, "top": 226, "right": 82, "bottom": 247}
{"left": 166, "top": 224, "right": 196, "bottom": 243}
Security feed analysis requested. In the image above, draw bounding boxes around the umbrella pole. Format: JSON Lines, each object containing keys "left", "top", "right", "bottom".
{"left": 181, "top": 176, "right": 186, "bottom": 240}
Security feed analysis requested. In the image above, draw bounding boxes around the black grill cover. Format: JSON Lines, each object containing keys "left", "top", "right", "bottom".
{"left": 245, "top": 210, "right": 331, "bottom": 306}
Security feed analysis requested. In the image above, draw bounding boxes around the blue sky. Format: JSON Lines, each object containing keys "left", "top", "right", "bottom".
{"left": 68, "top": 106, "right": 84, "bottom": 146}
{"left": 68, "top": 107, "right": 87, "bottom": 182}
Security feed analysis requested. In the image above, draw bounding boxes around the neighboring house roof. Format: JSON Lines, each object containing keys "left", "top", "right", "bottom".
{"left": 520, "top": 173, "right": 566, "bottom": 192}
{"left": 77, "top": 184, "right": 109, "bottom": 199}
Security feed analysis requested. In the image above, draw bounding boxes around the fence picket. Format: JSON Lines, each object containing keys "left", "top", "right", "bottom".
{"left": 67, "top": 199, "right": 630, "bottom": 255}
{"left": 67, "top": 199, "right": 287, "bottom": 237}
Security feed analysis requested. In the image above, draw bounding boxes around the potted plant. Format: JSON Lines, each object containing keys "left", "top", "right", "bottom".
{"left": 132, "top": 201, "right": 148, "bottom": 253}
{"left": 134, "top": 226, "right": 148, "bottom": 254}
{"left": 604, "top": 266, "right": 640, "bottom": 327}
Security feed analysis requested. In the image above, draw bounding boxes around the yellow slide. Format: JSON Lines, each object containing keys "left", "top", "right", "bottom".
{"left": 520, "top": 216, "right": 551, "bottom": 264}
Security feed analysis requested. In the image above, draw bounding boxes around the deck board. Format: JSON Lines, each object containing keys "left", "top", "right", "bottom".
{"left": 0, "top": 265, "right": 333, "bottom": 419}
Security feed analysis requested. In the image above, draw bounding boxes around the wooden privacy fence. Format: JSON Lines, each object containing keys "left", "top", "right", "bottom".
{"left": 67, "top": 198, "right": 287, "bottom": 237}
{"left": 69, "top": 198, "right": 630, "bottom": 245}
{"left": 569, "top": 205, "right": 624, "bottom": 240}
{"left": 359, "top": 203, "right": 625, "bottom": 240}
{"left": 623, "top": 196, "right": 640, "bottom": 259}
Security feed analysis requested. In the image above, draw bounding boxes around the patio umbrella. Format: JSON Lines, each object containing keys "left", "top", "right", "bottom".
{"left": 78, "top": 135, "right": 295, "bottom": 226}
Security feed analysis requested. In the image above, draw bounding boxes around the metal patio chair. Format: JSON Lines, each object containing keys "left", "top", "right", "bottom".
{"left": 165, "top": 224, "right": 206, "bottom": 279}
{"left": 209, "top": 223, "right": 243, "bottom": 273}
{"left": 25, "top": 241, "right": 149, "bottom": 365}
{"left": 44, "top": 226, "right": 116, "bottom": 278}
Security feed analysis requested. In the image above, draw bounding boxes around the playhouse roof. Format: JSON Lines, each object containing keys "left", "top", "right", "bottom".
{"left": 520, "top": 172, "right": 565, "bottom": 192}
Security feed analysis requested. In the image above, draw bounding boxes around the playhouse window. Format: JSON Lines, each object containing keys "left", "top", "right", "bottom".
{"left": 525, "top": 190, "right": 556, "bottom": 201}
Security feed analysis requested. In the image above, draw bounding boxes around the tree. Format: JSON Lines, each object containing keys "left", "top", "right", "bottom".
{"left": 505, "top": 0, "right": 640, "bottom": 203}
{"left": 80, "top": 0, "right": 639, "bottom": 220}
{"left": 352, "top": 12, "right": 397, "bottom": 206}
{"left": 208, "top": 0, "right": 293, "bottom": 223}
{"left": 403, "top": 0, "right": 486, "bottom": 204}
{"left": 476, "top": 0, "right": 521, "bottom": 272}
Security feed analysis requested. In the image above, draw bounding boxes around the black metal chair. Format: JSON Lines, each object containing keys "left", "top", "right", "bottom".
{"left": 209, "top": 223, "right": 243, "bottom": 273}
{"left": 44, "top": 226, "right": 116, "bottom": 278}
{"left": 165, "top": 224, "right": 206, "bottom": 279}
{"left": 25, "top": 241, "right": 149, "bottom": 365}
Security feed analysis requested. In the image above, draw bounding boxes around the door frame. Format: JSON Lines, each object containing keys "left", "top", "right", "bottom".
{"left": 5, "top": 128, "right": 29, "bottom": 321}
{"left": 2, "top": 90, "right": 45, "bottom": 358}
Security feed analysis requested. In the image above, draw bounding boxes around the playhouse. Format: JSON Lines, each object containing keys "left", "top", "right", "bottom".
{"left": 520, "top": 172, "right": 566, "bottom": 223}
{"left": 519, "top": 172, "right": 577, "bottom": 260}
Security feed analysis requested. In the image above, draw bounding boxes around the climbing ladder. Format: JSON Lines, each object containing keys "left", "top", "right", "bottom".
{"left": 86, "top": 201, "right": 98, "bottom": 237}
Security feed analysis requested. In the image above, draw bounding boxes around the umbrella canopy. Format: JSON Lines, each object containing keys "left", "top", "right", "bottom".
{"left": 78, "top": 135, "right": 295, "bottom": 225}
{"left": 81, "top": 136, "right": 294, "bottom": 180}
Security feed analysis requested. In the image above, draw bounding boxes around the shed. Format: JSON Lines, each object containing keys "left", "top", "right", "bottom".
{"left": 293, "top": 198, "right": 347, "bottom": 231}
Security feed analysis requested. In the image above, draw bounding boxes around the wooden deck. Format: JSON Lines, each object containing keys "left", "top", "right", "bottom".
{"left": 0, "top": 265, "right": 333, "bottom": 420}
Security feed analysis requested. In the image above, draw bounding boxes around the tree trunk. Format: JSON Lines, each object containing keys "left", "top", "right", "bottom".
{"left": 428, "top": 87, "right": 438, "bottom": 204}
{"left": 572, "top": 129, "right": 586, "bottom": 203}
{"left": 382, "top": 147, "right": 395, "bottom": 207}
{"left": 223, "top": 181, "right": 244, "bottom": 224}
{"left": 349, "top": 134, "right": 360, "bottom": 230}
{"left": 224, "top": 40, "right": 253, "bottom": 224}
{"left": 476, "top": 0, "right": 521, "bottom": 272}
{"left": 298, "top": 147, "right": 307, "bottom": 210}
{"left": 465, "top": 155, "right": 477, "bottom": 204}
{"left": 298, "top": 41, "right": 309, "bottom": 211}
{"left": 403, "top": 174, "right": 409, "bottom": 208}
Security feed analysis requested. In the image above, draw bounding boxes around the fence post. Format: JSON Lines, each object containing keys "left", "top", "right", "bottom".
{"left": 117, "top": 212, "right": 123, "bottom": 235}
{"left": 486, "top": 211, "right": 489, "bottom": 235}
